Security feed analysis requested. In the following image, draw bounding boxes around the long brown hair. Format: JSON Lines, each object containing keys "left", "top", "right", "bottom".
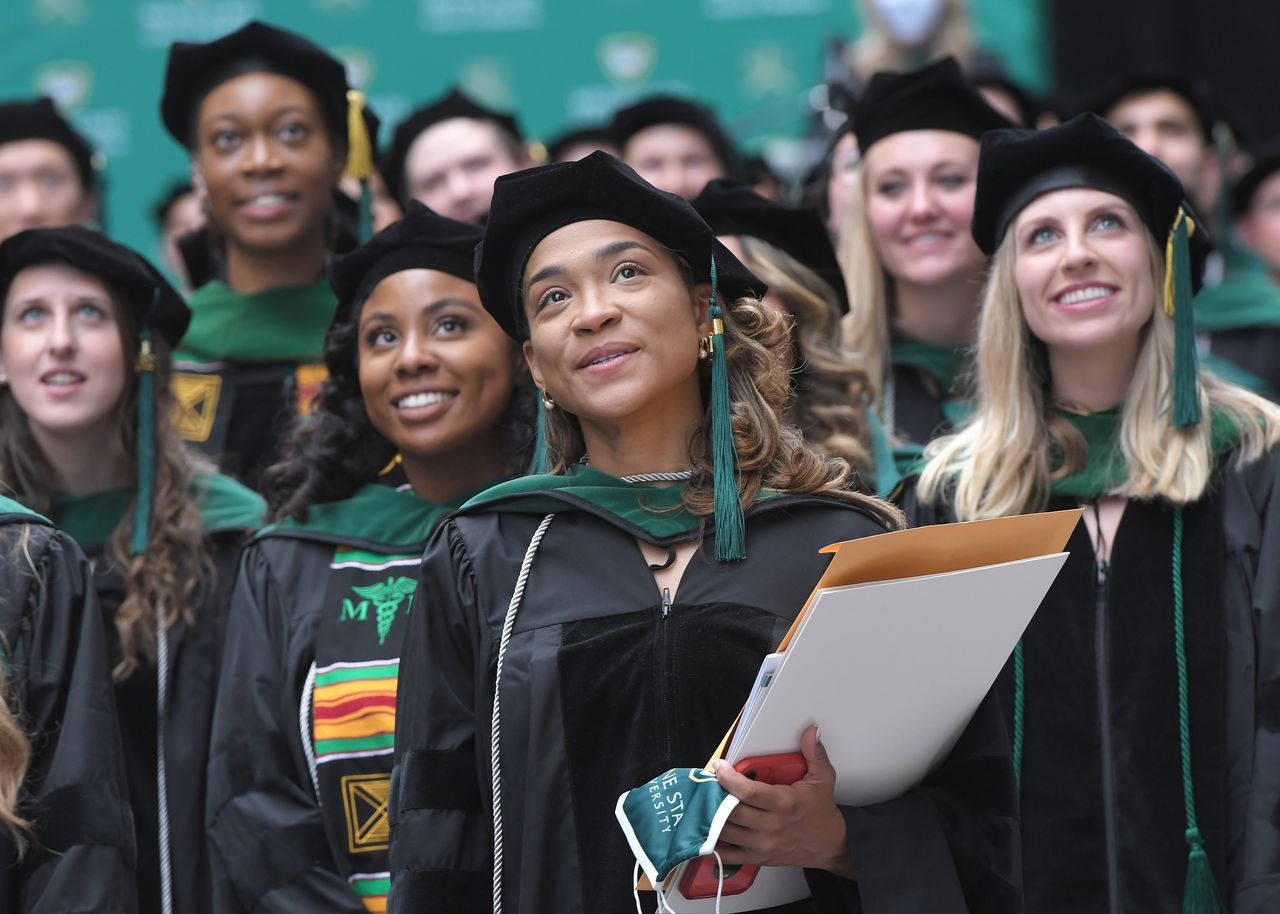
{"left": 538, "top": 259, "right": 902, "bottom": 530}
{"left": 0, "top": 524, "right": 34, "bottom": 849}
{"left": 0, "top": 282, "right": 213, "bottom": 681}
{"left": 737, "top": 235, "right": 875, "bottom": 476}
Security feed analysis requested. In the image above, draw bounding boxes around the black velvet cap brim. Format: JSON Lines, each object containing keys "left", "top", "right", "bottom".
{"left": 327, "top": 200, "right": 483, "bottom": 326}
{"left": 160, "top": 19, "right": 349, "bottom": 147}
{"left": 608, "top": 94, "right": 743, "bottom": 180}
{"left": 0, "top": 226, "right": 189, "bottom": 345}
{"left": 972, "top": 113, "right": 1211, "bottom": 288}
{"left": 853, "top": 56, "right": 1013, "bottom": 153}
{"left": 475, "top": 151, "right": 765, "bottom": 340}
{"left": 383, "top": 88, "right": 524, "bottom": 207}
{"left": 0, "top": 97, "right": 97, "bottom": 189}
{"left": 691, "top": 178, "right": 848, "bottom": 313}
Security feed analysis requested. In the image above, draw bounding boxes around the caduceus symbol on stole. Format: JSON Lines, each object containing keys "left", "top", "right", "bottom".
{"left": 351, "top": 577, "right": 418, "bottom": 646}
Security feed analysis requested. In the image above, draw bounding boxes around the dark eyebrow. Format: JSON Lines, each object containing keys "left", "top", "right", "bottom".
{"left": 524, "top": 239, "right": 658, "bottom": 295}
{"left": 423, "top": 296, "right": 479, "bottom": 315}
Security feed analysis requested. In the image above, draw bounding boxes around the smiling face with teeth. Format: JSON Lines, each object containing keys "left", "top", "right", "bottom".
{"left": 1, "top": 261, "right": 129, "bottom": 449}
{"left": 863, "top": 129, "right": 985, "bottom": 288}
{"left": 1012, "top": 186, "right": 1158, "bottom": 362}
{"left": 194, "top": 72, "right": 343, "bottom": 264}
{"left": 520, "top": 219, "right": 710, "bottom": 443}
{"left": 357, "top": 267, "right": 520, "bottom": 492}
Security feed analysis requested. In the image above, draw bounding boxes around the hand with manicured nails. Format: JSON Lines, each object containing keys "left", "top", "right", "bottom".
{"left": 712, "top": 725, "right": 855, "bottom": 879}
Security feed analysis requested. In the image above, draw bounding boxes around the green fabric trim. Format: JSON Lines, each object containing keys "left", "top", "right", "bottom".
{"left": 1049, "top": 407, "right": 1240, "bottom": 499}
{"left": 889, "top": 337, "right": 968, "bottom": 391}
{"left": 175, "top": 279, "right": 337, "bottom": 363}
{"left": 193, "top": 472, "right": 266, "bottom": 533}
{"left": 864, "top": 409, "right": 902, "bottom": 498}
{"left": 1193, "top": 270, "right": 1280, "bottom": 331}
{"left": 461, "top": 464, "right": 789, "bottom": 545}
{"left": 1200, "top": 353, "right": 1276, "bottom": 397}
{"left": 315, "top": 661, "right": 398, "bottom": 686}
{"left": 314, "top": 734, "right": 394, "bottom": 755}
{"left": 53, "top": 472, "right": 263, "bottom": 551}
{"left": 0, "top": 495, "right": 49, "bottom": 524}
{"left": 260, "top": 481, "right": 492, "bottom": 552}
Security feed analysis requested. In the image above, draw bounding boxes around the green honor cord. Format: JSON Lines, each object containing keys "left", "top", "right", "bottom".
{"left": 1010, "top": 506, "right": 1221, "bottom": 912}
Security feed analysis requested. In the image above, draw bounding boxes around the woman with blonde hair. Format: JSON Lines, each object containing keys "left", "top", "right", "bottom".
{"left": 0, "top": 498, "right": 135, "bottom": 912}
{"left": 838, "top": 57, "right": 1009, "bottom": 470}
{"left": 911, "top": 113, "right": 1280, "bottom": 913}
{"left": 846, "top": 0, "right": 976, "bottom": 87}
{"left": 692, "top": 177, "right": 899, "bottom": 493}
{"left": 387, "top": 152, "right": 1020, "bottom": 913}
{"left": 0, "top": 227, "right": 263, "bottom": 914}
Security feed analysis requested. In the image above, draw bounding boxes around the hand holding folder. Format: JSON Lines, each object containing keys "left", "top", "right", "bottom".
{"left": 643, "top": 509, "right": 1080, "bottom": 912}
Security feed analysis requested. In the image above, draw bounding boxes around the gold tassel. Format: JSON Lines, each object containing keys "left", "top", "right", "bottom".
{"left": 1164, "top": 208, "right": 1196, "bottom": 317}
{"left": 343, "top": 89, "right": 374, "bottom": 181}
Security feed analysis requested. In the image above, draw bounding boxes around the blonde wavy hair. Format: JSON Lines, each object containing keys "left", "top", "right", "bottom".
{"left": 736, "top": 235, "right": 874, "bottom": 476}
{"left": 0, "top": 287, "right": 214, "bottom": 682}
{"left": 836, "top": 168, "right": 892, "bottom": 402}
{"left": 538, "top": 259, "right": 902, "bottom": 530}
{"left": 847, "top": 0, "right": 976, "bottom": 84}
{"left": 917, "top": 231, "right": 1280, "bottom": 519}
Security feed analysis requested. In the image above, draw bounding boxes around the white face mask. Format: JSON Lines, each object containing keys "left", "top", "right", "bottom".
{"left": 870, "top": 0, "right": 945, "bottom": 46}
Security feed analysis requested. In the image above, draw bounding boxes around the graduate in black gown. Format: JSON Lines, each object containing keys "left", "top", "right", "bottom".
{"left": 0, "top": 97, "right": 100, "bottom": 243}
{"left": 907, "top": 113, "right": 1280, "bottom": 913}
{"left": 387, "top": 152, "right": 1021, "bottom": 914}
{"left": 0, "top": 497, "right": 136, "bottom": 912}
{"left": 206, "top": 202, "right": 534, "bottom": 913}
{"left": 836, "top": 58, "right": 1011, "bottom": 472}
{"left": 610, "top": 93, "right": 742, "bottom": 199}
{"left": 0, "top": 227, "right": 263, "bottom": 914}
{"left": 159, "top": 21, "right": 374, "bottom": 489}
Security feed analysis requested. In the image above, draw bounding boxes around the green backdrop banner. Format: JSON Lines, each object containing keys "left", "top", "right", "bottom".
{"left": 1, "top": 0, "right": 1045, "bottom": 260}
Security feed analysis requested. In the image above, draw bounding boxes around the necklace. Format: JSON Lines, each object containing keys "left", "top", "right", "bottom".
{"left": 578, "top": 455, "right": 697, "bottom": 485}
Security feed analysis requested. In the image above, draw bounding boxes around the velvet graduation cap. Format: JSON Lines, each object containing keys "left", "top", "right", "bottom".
{"left": 974, "top": 114, "right": 1224, "bottom": 914}
{"left": 972, "top": 112, "right": 1211, "bottom": 429}
{"left": 0, "top": 226, "right": 189, "bottom": 557}
{"left": 608, "top": 94, "right": 743, "bottom": 180}
{"left": 545, "top": 124, "right": 616, "bottom": 163}
{"left": 159, "top": 20, "right": 377, "bottom": 240}
{"left": 851, "top": 56, "right": 1013, "bottom": 154}
{"left": 0, "top": 97, "right": 99, "bottom": 190}
{"left": 328, "top": 200, "right": 482, "bottom": 326}
{"left": 383, "top": 88, "right": 525, "bottom": 208}
{"left": 475, "top": 151, "right": 766, "bottom": 560}
{"left": 690, "top": 178, "right": 849, "bottom": 313}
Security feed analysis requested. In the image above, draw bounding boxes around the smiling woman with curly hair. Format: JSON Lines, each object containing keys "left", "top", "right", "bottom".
{"left": 386, "top": 152, "right": 1020, "bottom": 914}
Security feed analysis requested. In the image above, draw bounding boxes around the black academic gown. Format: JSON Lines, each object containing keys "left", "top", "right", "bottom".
{"left": 58, "top": 475, "right": 263, "bottom": 914}
{"left": 887, "top": 361, "right": 951, "bottom": 448}
{"left": 388, "top": 492, "right": 1020, "bottom": 914}
{"left": 0, "top": 502, "right": 137, "bottom": 913}
{"left": 207, "top": 483, "right": 465, "bottom": 914}
{"left": 902, "top": 448, "right": 1280, "bottom": 914}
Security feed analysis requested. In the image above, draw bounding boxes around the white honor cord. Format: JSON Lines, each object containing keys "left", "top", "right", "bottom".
{"left": 491, "top": 512, "right": 555, "bottom": 914}
{"left": 300, "top": 661, "right": 320, "bottom": 799}
{"left": 156, "top": 603, "right": 174, "bottom": 914}
{"left": 620, "top": 470, "right": 697, "bottom": 484}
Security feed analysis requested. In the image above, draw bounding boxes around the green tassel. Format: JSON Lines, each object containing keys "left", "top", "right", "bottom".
{"left": 131, "top": 328, "right": 155, "bottom": 557}
{"left": 707, "top": 255, "right": 745, "bottom": 561}
{"left": 1172, "top": 507, "right": 1222, "bottom": 913}
{"left": 1011, "top": 640, "right": 1024, "bottom": 793}
{"left": 1168, "top": 212, "right": 1202, "bottom": 428}
{"left": 358, "top": 178, "right": 373, "bottom": 244}
{"left": 1182, "top": 828, "right": 1223, "bottom": 914}
{"left": 529, "top": 392, "right": 550, "bottom": 475}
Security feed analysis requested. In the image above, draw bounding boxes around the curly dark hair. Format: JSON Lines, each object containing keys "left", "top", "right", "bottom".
{"left": 263, "top": 312, "right": 536, "bottom": 523}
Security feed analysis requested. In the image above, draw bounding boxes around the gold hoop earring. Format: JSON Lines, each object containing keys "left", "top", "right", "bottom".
{"left": 541, "top": 389, "right": 556, "bottom": 410}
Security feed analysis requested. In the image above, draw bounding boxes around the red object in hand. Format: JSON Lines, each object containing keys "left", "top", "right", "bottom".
{"left": 677, "top": 753, "right": 808, "bottom": 900}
